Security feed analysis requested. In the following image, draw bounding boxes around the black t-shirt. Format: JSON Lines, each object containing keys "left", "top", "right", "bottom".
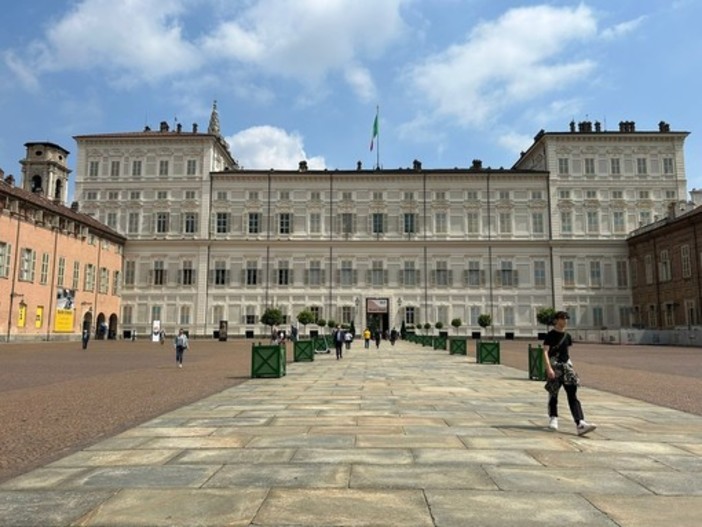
{"left": 543, "top": 329, "right": 572, "bottom": 362}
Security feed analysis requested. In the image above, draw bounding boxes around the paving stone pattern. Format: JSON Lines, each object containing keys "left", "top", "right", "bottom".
{"left": 1, "top": 340, "right": 702, "bottom": 526}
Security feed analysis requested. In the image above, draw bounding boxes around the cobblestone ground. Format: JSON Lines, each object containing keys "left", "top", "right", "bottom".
{"left": 1, "top": 336, "right": 701, "bottom": 483}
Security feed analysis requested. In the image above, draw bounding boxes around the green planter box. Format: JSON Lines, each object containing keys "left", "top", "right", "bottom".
{"left": 528, "top": 344, "right": 546, "bottom": 380}
{"left": 449, "top": 338, "right": 467, "bottom": 355}
{"left": 251, "top": 343, "right": 286, "bottom": 378}
{"left": 433, "top": 335, "right": 447, "bottom": 350}
{"left": 422, "top": 335, "right": 433, "bottom": 347}
{"left": 314, "top": 335, "right": 330, "bottom": 352}
{"left": 476, "top": 340, "right": 500, "bottom": 364}
{"left": 294, "top": 339, "right": 315, "bottom": 362}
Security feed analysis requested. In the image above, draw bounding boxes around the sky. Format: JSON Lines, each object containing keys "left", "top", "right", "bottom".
{"left": 2, "top": 0, "right": 702, "bottom": 201}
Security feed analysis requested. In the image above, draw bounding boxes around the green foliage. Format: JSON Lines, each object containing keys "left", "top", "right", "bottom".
{"left": 423, "top": 322, "right": 431, "bottom": 333}
{"left": 435, "top": 321, "right": 443, "bottom": 330}
{"left": 451, "top": 318, "right": 462, "bottom": 332}
{"left": 477, "top": 314, "right": 492, "bottom": 329}
{"left": 327, "top": 319, "right": 336, "bottom": 329}
{"left": 400, "top": 320, "right": 407, "bottom": 338}
{"left": 536, "top": 307, "right": 556, "bottom": 326}
{"left": 297, "top": 309, "right": 315, "bottom": 329}
{"left": 317, "top": 318, "right": 326, "bottom": 330}
{"left": 261, "top": 307, "right": 284, "bottom": 328}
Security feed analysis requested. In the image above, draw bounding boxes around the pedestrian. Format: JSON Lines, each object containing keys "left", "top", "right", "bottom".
{"left": 81, "top": 328, "right": 90, "bottom": 350}
{"left": 363, "top": 327, "right": 371, "bottom": 349}
{"left": 374, "top": 329, "right": 381, "bottom": 349}
{"left": 333, "top": 325, "right": 345, "bottom": 359}
{"left": 159, "top": 329, "right": 165, "bottom": 345}
{"left": 344, "top": 329, "right": 353, "bottom": 350}
{"left": 543, "top": 311, "right": 596, "bottom": 435}
{"left": 174, "top": 328, "right": 189, "bottom": 368}
{"left": 390, "top": 327, "right": 398, "bottom": 346}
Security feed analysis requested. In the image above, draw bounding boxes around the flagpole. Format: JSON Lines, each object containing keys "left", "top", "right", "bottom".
{"left": 375, "top": 105, "right": 380, "bottom": 170}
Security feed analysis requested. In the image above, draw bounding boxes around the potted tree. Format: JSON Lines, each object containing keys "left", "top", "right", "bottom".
{"left": 536, "top": 307, "right": 556, "bottom": 340}
{"left": 422, "top": 322, "right": 432, "bottom": 346}
{"left": 293, "top": 309, "right": 316, "bottom": 362}
{"left": 297, "top": 309, "right": 315, "bottom": 337}
{"left": 476, "top": 313, "right": 500, "bottom": 364}
{"left": 315, "top": 318, "right": 329, "bottom": 353}
{"left": 252, "top": 307, "right": 286, "bottom": 378}
{"left": 530, "top": 307, "right": 556, "bottom": 380}
{"left": 433, "top": 321, "right": 447, "bottom": 350}
{"left": 449, "top": 318, "right": 467, "bottom": 355}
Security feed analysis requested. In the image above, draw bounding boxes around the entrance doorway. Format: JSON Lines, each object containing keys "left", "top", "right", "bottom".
{"left": 365, "top": 298, "right": 389, "bottom": 335}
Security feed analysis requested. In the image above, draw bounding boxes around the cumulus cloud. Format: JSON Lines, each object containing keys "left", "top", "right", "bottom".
{"left": 226, "top": 126, "right": 326, "bottom": 170}
{"left": 601, "top": 16, "right": 646, "bottom": 40}
{"left": 405, "top": 4, "right": 598, "bottom": 127}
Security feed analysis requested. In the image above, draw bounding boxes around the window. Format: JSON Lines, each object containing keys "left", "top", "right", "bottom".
{"left": 184, "top": 213, "right": 197, "bottom": 234}
{"left": 466, "top": 190, "right": 478, "bottom": 200}
{"left": 279, "top": 213, "right": 292, "bottom": 234}
{"left": 151, "top": 305, "right": 162, "bottom": 323}
{"left": 499, "top": 212, "right": 511, "bottom": 234}
{"left": 214, "top": 261, "right": 229, "bottom": 286}
{"left": 157, "top": 191, "right": 168, "bottom": 200}
{"left": 108, "top": 191, "right": 119, "bottom": 200}
{"left": 180, "top": 261, "right": 194, "bottom": 286}
{"left": 466, "top": 261, "right": 482, "bottom": 286}
{"left": 559, "top": 190, "right": 571, "bottom": 199}
{"left": 279, "top": 190, "right": 290, "bottom": 200}
{"left": 310, "top": 306, "right": 321, "bottom": 323}
{"left": 248, "top": 191, "right": 259, "bottom": 200}
{"left": 586, "top": 211, "right": 599, "bottom": 233}
{"left": 371, "top": 213, "right": 385, "bottom": 235}
{"left": 532, "top": 212, "right": 544, "bottom": 235}
{"left": 503, "top": 306, "right": 515, "bottom": 326}
{"left": 589, "top": 261, "right": 602, "bottom": 287}
{"left": 132, "top": 160, "right": 142, "bottom": 176}
{"left": 40, "top": 253, "right": 50, "bottom": 285}
{"left": 84, "top": 264, "right": 95, "bottom": 291}
{"left": 404, "top": 213, "right": 418, "bottom": 234}
{"left": 185, "top": 190, "right": 196, "bottom": 200}
{"left": 498, "top": 191, "right": 509, "bottom": 200}
{"left": 637, "top": 158, "right": 647, "bottom": 175}
{"left": 124, "top": 260, "right": 136, "bottom": 285}
{"left": 86, "top": 191, "right": 98, "bottom": 201}
{"left": 248, "top": 212, "right": 261, "bottom": 234}
{"left": 639, "top": 210, "right": 652, "bottom": 226}
{"left": 402, "top": 261, "right": 417, "bottom": 286}
{"left": 112, "top": 271, "right": 120, "bottom": 295}
{"left": 309, "top": 213, "right": 321, "bottom": 234}
{"left": 630, "top": 259, "right": 638, "bottom": 287}
{"left": 110, "top": 161, "right": 120, "bottom": 177}
{"left": 497, "top": 261, "right": 516, "bottom": 287}
{"left": 19, "top": 248, "right": 36, "bottom": 282}
{"left": 156, "top": 212, "right": 169, "bottom": 233}
{"left": 340, "top": 260, "right": 355, "bottom": 286}
{"left": 72, "top": 261, "right": 80, "bottom": 289}
{"left": 435, "top": 191, "right": 446, "bottom": 200}
{"left": 593, "top": 306, "right": 604, "bottom": 328}
{"left": 153, "top": 260, "right": 165, "bottom": 286}
{"left": 216, "top": 191, "right": 227, "bottom": 201}
{"left": 123, "top": 305, "right": 133, "bottom": 325}
{"left": 639, "top": 190, "right": 650, "bottom": 199}
{"left": 106, "top": 212, "right": 117, "bottom": 229}
{"left": 159, "top": 160, "right": 169, "bottom": 176}
{"left": 586, "top": 190, "right": 597, "bottom": 199}
{"left": 245, "top": 262, "right": 258, "bottom": 285}
{"left": 307, "top": 260, "right": 322, "bottom": 286}
{"left": 470, "top": 306, "right": 480, "bottom": 326}
{"left": 57, "top": 256, "right": 65, "bottom": 286}
{"left": 561, "top": 211, "right": 572, "bottom": 234}
{"left": 610, "top": 158, "right": 621, "bottom": 175}
{"left": 434, "top": 261, "right": 449, "bottom": 286}
{"left": 534, "top": 260, "right": 546, "bottom": 287}
{"left": 130, "top": 191, "right": 141, "bottom": 200}
{"left": 613, "top": 211, "right": 626, "bottom": 233}
{"left": 663, "top": 157, "right": 674, "bottom": 175}
{"left": 88, "top": 161, "right": 100, "bottom": 177}
{"left": 372, "top": 191, "right": 383, "bottom": 201}
{"left": 99, "top": 267, "right": 109, "bottom": 294}
{"left": 216, "top": 212, "right": 230, "bottom": 234}
{"left": 128, "top": 212, "right": 140, "bottom": 234}
{"left": 659, "top": 250, "right": 671, "bottom": 282}
{"left": 584, "top": 158, "right": 595, "bottom": 175}
{"left": 682, "top": 245, "right": 691, "bottom": 278}
{"left": 405, "top": 306, "right": 416, "bottom": 325}
{"left": 665, "top": 190, "right": 676, "bottom": 199}
{"left": 466, "top": 212, "right": 479, "bottom": 234}
{"left": 370, "top": 260, "right": 385, "bottom": 286}
{"left": 310, "top": 191, "right": 321, "bottom": 201}
{"left": 340, "top": 213, "right": 355, "bottom": 235}
{"left": 434, "top": 212, "right": 446, "bottom": 234}
{"left": 616, "top": 260, "right": 628, "bottom": 287}
{"left": 404, "top": 192, "right": 414, "bottom": 201}
{"left": 179, "top": 305, "right": 191, "bottom": 325}
{"left": 563, "top": 260, "right": 575, "bottom": 287}
{"left": 341, "top": 306, "right": 353, "bottom": 325}
{"left": 612, "top": 190, "right": 623, "bottom": 199}
{"left": 186, "top": 159, "right": 197, "bottom": 175}
{"left": 277, "top": 260, "right": 290, "bottom": 286}
{"left": 558, "top": 158, "right": 569, "bottom": 174}
{"left": 531, "top": 191, "right": 542, "bottom": 200}
{"left": 0, "top": 242, "right": 11, "bottom": 278}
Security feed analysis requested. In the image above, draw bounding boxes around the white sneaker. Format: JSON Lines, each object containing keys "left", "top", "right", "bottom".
{"left": 178, "top": 363, "right": 182, "bottom": 368}
{"left": 548, "top": 417, "right": 558, "bottom": 430}
{"left": 576, "top": 421, "right": 596, "bottom": 436}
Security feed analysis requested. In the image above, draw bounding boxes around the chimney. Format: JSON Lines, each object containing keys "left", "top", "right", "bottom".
{"left": 70, "top": 201, "right": 79, "bottom": 212}
{"left": 192, "top": 123, "right": 198, "bottom": 133}
{"left": 471, "top": 159, "right": 482, "bottom": 169}
{"left": 176, "top": 123, "right": 182, "bottom": 133}
{"left": 298, "top": 160, "right": 308, "bottom": 171}
{"left": 159, "top": 121, "right": 169, "bottom": 132}
{"left": 412, "top": 159, "right": 422, "bottom": 171}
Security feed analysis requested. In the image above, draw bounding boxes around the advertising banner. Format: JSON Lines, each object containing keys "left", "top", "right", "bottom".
{"left": 366, "top": 298, "right": 388, "bottom": 313}
{"left": 54, "top": 288, "right": 75, "bottom": 332}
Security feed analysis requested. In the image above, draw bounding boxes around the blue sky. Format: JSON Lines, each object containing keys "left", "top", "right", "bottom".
{"left": 2, "top": 0, "right": 702, "bottom": 201}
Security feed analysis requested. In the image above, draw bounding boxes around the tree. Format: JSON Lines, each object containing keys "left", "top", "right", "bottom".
{"left": 423, "top": 322, "right": 431, "bottom": 334}
{"left": 317, "top": 318, "right": 326, "bottom": 333}
{"left": 297, "top": 310, "right": 315, "bottom": 335}
{"left": 261, "top": 307, "right": 284, "bottom": 337}
{"left": 451, "top": 318, "right": 462, "bottom": 334}
{"left": 400, "top": 319, "right": 407, "bottom": 338}
{"left": 327, "top": 320, "right": 336, "bottom": 332}
{"left": 478, "top": 314, "right": 492, "bottom": 331}
{"left": 435, "top": 321, "right": 444, "bottom": 334}
{"left": 536, "top": 307, "right": 556, "bottom": 328}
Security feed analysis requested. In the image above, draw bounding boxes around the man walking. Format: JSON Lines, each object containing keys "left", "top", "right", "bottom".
{"left": 174, "top": 328, "right": 189, "bottom": 368}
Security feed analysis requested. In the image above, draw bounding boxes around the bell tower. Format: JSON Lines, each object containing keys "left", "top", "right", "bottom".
{"left": 20, "top": 142, "right": 71, "bottom": 204}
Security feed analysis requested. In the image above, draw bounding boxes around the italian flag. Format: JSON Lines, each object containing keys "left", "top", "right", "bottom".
{"left": 370, "top": 112, "right": 379, "bottom": 151}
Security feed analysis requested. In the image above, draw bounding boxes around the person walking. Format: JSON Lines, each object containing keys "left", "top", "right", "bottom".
{"left": 363, "top": 327, "right": 371, "bottom": 349}
{"left": 174, "top": 328, "right": 189, "bottom": 368}
{"left": 390, "top": 327, "right": 398, "bottom": 346}
{"left": 333, "top": 325, "right": 345, "bottom": 359}
{"left": 81, "top": 328, "right": 90, "bottom": 350}
{"left": 344, "top": 329, "right": 353, "bottom": 351}
{"left": 543, "top": 311, "right": 596, "bottom": 435}
{"left": 374, "top": 329, "right": 381, "bottom": 349}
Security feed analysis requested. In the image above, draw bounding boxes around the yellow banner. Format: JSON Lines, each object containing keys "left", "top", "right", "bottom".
{"left": 54, "top": 308, "right": 75, "bottom": 332}
{"left": 18, "top": 304, "right": 26, "bottom": 328}
{"left": 35, "top": 306, "right": 44, "bottom": 328}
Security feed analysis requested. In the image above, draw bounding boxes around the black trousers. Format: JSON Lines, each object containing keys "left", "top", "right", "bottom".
{"left": 548, "top": 383, "right": 584, "bottom": 423}
{"left": 176, "top": 345, "right": 185, "bottom": 364}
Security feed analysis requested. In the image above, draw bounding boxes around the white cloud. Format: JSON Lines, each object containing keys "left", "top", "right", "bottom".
{"left": 226, "top": 125, "right": 326, "bottom": 170}
{"left": 497, "top": 131, "right": 533, "bottom": 157}
{"left": 3, "top": 50, "right": 40, "bottom": 91}
{"left": 601, "top": 16, "right": 646, "bottom": 40}
{"left": 344, "top": 64, "right": 377, "bottom": 102}
{"left": 405, "top": 4, "right": 598, "bottom": 127}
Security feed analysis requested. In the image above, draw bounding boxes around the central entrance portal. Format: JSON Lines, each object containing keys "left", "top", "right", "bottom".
{"left": 365, "top": 297, "right": 389, "bottom": 335}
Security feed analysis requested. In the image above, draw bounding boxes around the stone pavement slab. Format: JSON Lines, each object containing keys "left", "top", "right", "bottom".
{"left": 1, "top": 340, "right": 702, "bottom": 526}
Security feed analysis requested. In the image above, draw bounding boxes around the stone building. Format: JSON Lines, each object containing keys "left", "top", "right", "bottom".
{"left": 0, "top": 142, "right": 126, "bottom": 342}
{"left": 73, "top": 108, "right": 689, "bottom": 338}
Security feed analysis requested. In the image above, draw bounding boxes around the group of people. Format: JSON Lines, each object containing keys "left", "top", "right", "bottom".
{"left": 361, "top": 327, "right": 398, "bottom": 349}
